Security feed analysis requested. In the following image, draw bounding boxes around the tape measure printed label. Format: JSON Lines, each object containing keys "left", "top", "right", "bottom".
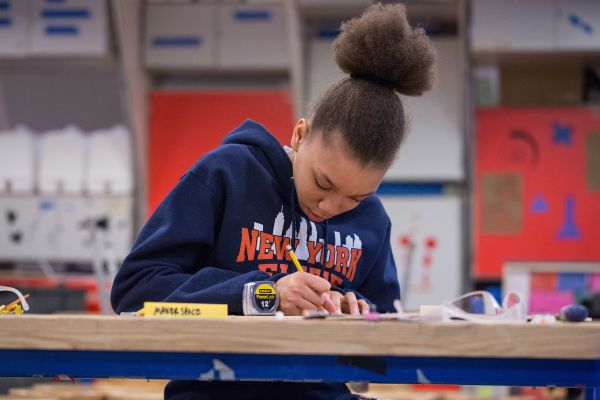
{"left": 243, "top": 281, "right": 279, "bottom": 315}
{"left": 255, "top": 283, "right": 276, "bottom": 312}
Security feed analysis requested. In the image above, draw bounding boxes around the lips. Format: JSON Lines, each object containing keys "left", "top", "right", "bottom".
{"left": 305, "top": 207, "right": 327, "bottom": 222}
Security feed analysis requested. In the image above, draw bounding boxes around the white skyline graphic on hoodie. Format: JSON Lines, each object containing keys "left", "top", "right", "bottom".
{"left": 250, "top": 206, "right": 362, "bottom": 267}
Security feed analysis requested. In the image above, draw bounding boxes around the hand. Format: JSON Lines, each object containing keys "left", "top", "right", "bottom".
{"left": 327, "top": 290, "right": 370, "bottom": 315}
{"left": 276, "top": 272, "right": 337, "bottom": 315}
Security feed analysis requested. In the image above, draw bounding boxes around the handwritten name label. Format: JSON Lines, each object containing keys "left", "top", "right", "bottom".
{"left": 143, "top": 302, "right": 228, "bottom": 318}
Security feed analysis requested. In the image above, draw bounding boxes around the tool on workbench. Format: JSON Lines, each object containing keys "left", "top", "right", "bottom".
{"left": 558, "top": 304, "right": 589, "bottom": 322}
{"left": 0, "top": 286, "right": 30, "bottom": 315}
{"left": 243, "top": 281, "right": 279, "bottom": 315}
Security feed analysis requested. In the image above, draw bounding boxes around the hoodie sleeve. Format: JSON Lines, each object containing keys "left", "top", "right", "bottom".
{"left": 351, "top": 219, "right": 400, "bottom": 313}
{"left": 110, "top": 171, "right": 272, "bottom": 315}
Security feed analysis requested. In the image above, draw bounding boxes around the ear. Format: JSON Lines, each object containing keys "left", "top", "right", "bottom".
{"left": 290, "top": 118, "right": 309, "bottom": 151}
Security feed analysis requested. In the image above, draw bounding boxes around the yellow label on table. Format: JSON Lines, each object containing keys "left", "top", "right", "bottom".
{"left": 143, "top": 302, "right": 228, "bottom": 318}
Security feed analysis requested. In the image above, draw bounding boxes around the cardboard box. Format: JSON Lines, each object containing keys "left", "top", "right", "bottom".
{"left": 145, "top": 3, "right": 216, "bottom": 69}
{"left": 29, "top": 0, "right": 108, "bottom": 56}
{"left": 0, "top": 0, "right": 30, "bottom": 57}
{"left": 501, "top": 65, "right": 583, "bottom": 106}
{"left": 218, "top": 3, "right": 288, "bottom": 69}
{"left": 471, "top": 0, "right": 555, "bottom": 51}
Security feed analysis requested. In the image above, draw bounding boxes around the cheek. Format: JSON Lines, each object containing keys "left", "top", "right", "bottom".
{"left": 297, "top": 178, "right": 318, "bottom": 205}
{"left": 292, "top": 165, "right": 314, "bottom": 202}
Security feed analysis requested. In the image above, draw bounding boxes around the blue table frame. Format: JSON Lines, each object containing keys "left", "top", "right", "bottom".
{"left": 0, "top": 315, "right": 598, "bottom": 398}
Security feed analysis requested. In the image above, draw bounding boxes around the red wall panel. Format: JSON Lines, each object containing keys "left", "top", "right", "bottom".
{"left": 148, "top": 90, "right": 295, "bottom": 215}
{"left": 474, "top": 108, "right": 600, "bottom": 277}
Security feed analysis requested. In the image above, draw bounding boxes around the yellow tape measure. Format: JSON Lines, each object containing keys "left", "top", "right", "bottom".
{"left": 243, "top": 281, "right": 279, "bottom": 315}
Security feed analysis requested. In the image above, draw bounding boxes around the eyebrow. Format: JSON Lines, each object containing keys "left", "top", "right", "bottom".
{"left": 317, "top": 169, "right": 375, "bottom": 198}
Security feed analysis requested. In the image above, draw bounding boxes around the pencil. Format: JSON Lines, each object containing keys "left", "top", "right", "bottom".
{"left": 6, "top": 293, "right": 29, "bottom": 309}
{"left": 286, "top": 244, "right": 304, "bottom": 273}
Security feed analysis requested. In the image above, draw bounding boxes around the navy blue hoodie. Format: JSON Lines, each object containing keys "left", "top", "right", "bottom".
{"left": 111, "top": 120, "right": 400, "bottom": 399}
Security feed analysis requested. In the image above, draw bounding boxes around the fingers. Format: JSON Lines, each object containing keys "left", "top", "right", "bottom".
{"left": 279, "top": 296, "right": 318, "bottom": 316}
{"left": 341, "top": 291, "right": 360, "bottom": 315}
{"left": 338, "top": 293, "right": 372, "bottom": 315}
{"left": 321, "top": 293, "right": 338, "bottom": 314}
{"left": 296, "top": 298, "right": 320, "bottom": 313}
{"left": 301, "top": 272, "right": 331, "bottom": 293}
{"left": 275, "top": 273, "right": 373, "bottom": 316}
{"left": 328, "top": 291, "right": 342, "bottom": 314}
{"left": 358, "top": 299, "right": 370, "bottom": 315}
{"left": 275, "top": 273, "right": 332, "bottom": 315}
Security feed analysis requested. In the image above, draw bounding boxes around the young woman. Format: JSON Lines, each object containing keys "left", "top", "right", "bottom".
{"left": 112, "top": 3, "right": 435, "bottom": 399}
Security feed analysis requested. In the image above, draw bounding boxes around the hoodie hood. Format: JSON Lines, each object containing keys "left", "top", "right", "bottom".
{"left": 222, "top": 119, "right": 294, "bottom": 199}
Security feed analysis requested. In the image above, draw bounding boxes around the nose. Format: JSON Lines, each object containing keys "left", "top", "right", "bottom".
{"left": 317, "top": 194, "right": 355, "bottom": 217}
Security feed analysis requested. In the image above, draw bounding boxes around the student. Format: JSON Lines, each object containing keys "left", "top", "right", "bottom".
{"left": 111, "top": 3, "right": 435, "bottom": 399}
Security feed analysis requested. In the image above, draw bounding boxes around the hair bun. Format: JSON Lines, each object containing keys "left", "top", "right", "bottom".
{"left": 333, "top": 3, "right": 436, "bottom": 96}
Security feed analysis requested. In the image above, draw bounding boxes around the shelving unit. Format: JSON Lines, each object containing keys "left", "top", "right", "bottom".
{"left": 468, "top": 0, "right": 600, "bottom": 299}
{"left": 0, "top": 0, "right": 463, "bottom": 312}
{"left": 3, "top": 0, "right": 596, "bottom": 313}
{"left": 0, "top": 0, "right": 135, "bottom": 316}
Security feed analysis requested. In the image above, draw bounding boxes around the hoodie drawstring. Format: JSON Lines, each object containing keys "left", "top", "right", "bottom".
{"left": 290, "top": 176, "right": 329, "bottom": 277}
{"left": 321, "top": 220, "right": 329, "bottom": 276}
{"left": 290, "top": 177, "right": 297, "bottom": 249}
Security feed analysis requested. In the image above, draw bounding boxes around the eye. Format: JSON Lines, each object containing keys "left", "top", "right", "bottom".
{"left": 314, "top": 177, "right": 331, "bottom": 191}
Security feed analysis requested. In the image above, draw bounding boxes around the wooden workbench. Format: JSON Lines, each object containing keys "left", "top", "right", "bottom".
{"left": 0, "top": 315, "right": 599, "bottom": 392}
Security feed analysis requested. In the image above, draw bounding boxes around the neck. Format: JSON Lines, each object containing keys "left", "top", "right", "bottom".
{"left": 287, "top": 149, "right": 296, "bottom": 163}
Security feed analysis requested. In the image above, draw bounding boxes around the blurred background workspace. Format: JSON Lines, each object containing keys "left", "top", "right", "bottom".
{"left": 0, "top": 0, "right": 599, "bottom": 398}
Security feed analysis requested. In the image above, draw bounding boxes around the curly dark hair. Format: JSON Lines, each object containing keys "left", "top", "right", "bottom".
{"left": 309, "top": 2, "right": 437, "bottom": 168}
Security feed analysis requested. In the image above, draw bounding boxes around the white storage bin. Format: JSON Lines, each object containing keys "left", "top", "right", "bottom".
{"left": 0, "top": 125, "right": 36, "bottom": 193}
{"left": 38, "top": 125, "right": 86, "bottom": 195}
{"left": 86, "top": 125, "right": 133, "bottom": 195}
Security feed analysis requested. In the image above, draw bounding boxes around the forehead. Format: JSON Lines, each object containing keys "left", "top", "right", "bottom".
{"left": 305, "top": 132, "right": 385, "bottom": 192}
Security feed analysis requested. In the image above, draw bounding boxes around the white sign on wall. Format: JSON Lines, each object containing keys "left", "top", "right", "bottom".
{"left": 306, "top": 36, "right": 464, "bottom": 181}
{"left": 380, "top": 195, "right": 463, "bottom": 311}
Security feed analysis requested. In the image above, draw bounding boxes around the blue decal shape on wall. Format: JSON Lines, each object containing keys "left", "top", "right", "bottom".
{"left": 557, "top": 195, "right": 582, "bottom": 240}
{"left": 552, "top": 122, "right": 573, "bottom": 146}
{"left": 569, "top": 14, "right": 593, "bottom": 35}
{"left": 531, "top": 195, "right": 549, "bottom": 213}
